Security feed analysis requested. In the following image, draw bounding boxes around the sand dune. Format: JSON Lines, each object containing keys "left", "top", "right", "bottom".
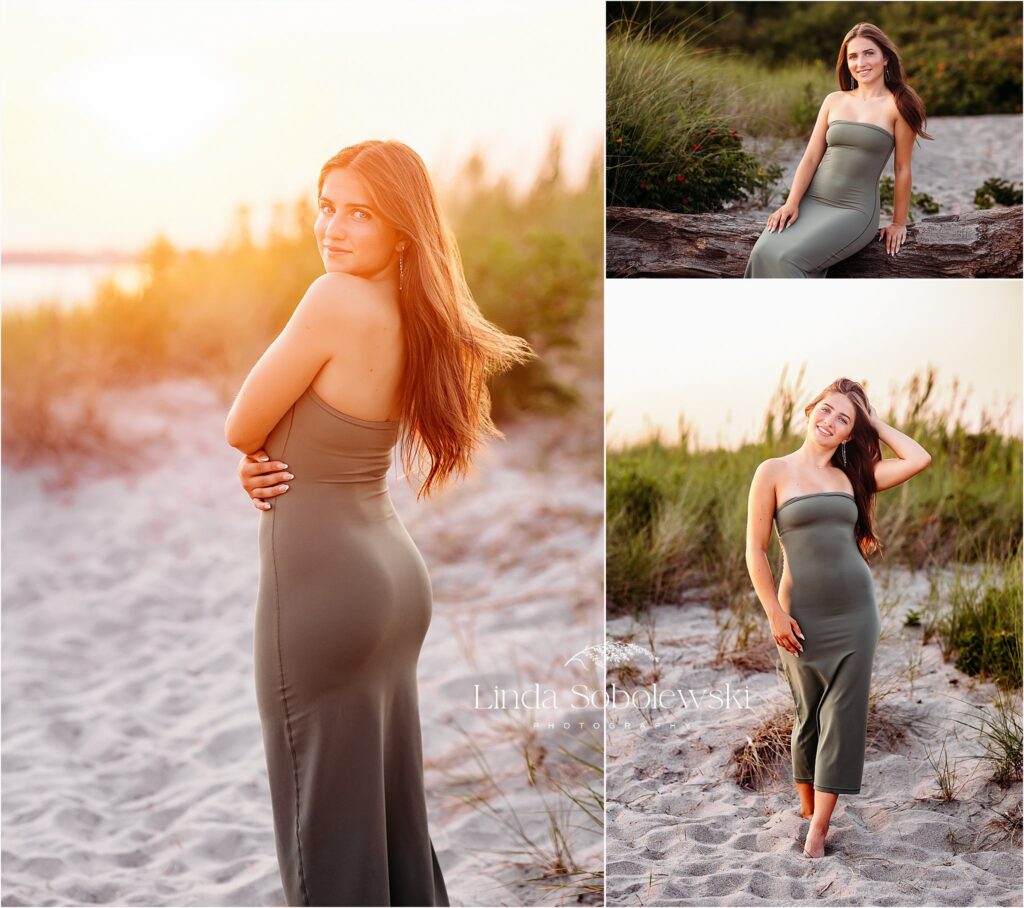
{"left": 1, "top": 376, "right": 604, "bottom": 907}
{"left": 605, "top": 569, "right": 1022, "bottom": 907}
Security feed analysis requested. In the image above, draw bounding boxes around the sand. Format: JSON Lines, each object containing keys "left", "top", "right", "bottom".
{"left": 1, "top": 374, "right": 604, "bottom": 907}
{"left": 745, "top": 114, "right": 1023, "bottom": 216}
{"left": 605, "top": 568, "right": 1023, "bottom": 907}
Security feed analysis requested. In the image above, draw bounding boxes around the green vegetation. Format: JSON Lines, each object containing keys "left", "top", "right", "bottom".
{"left": 608, "top": 2, "right": 1022, "bottom": 117}
{"left": 933, "top": 559, "right": 1022, "bottom": 690}
{"left": 879, "top": 176, "right": 940, "bottom": 222}
{"left": 974, "top": 177, "right": 1024, "bottom": 210}
{"left": 607, "top": 29, "right": 824, "bottom": 211}
{"left": 957, "top": 694, "right": 1023, "bottom": 786}
{"left": 606, "top": 2, "right": 1022, "bottom": 212}
{"left": 1, "top": 138, "right": 602, "bottom": 474}
{"left": 606, "top": 367, "right": 1022, "bottom": 615}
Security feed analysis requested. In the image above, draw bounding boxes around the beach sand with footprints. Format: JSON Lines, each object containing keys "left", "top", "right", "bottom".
{"left": 1, "top": 370, "right": 604, "bottom": 907}
{"left": 604, "top": 568, "right": 1022, "bottom": 907}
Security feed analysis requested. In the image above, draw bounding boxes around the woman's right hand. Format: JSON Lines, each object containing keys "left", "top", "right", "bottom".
{"left": 767, "top": 201, "right": 799, "bottom": 233}
{"left": 238, "top": 451, "right": 293, "bottom": 511}
{"left": 768, "top": 606, "right": 805, "bottom": 655}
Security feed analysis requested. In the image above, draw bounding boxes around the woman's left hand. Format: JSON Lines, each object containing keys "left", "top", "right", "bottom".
{"left": 878, "top": 223, "right": 907, "bottom": 256}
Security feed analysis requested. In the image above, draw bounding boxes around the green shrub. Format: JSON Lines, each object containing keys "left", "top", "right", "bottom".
{"left": 609, "top": 2, "right": 1023, "bottom": 117}
{"left": 941, "top": 560, "right": 1022, "bottom": 689}
{"left": 878, "top": 176, "right": 940, "bottom": 223}
{"left": 974, "top": 177, "right": 1024, "bottom": 210}
{"left": 607, "top": 33, "right": 785, "bottom": 211}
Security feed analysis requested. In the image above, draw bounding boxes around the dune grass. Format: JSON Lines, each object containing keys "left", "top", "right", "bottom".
{"left": 607, "top": 367, "right": 1022, "bottom": 616}
{"left": 956, "top": 692, "right": 1023, "bottom": 787}
{"left": 607, "top": 26, "right": 833, "bottom": 212}
{"left": 2, "top": 138, "right": 602, "bottom": 484}
{"left": 608, "top": 28, "right": 833, "bottom": 142}
{"left": 927, "top": 559, "right": 1023, "bottom": 690}
{"left": 434, "top": 717, "right": 604, "bottom": 905}
{"left": 608, "top": 2, "right": 1023, "bottom": 118}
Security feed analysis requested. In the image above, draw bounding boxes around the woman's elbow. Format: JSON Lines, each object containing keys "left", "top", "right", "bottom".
{"left": 224, "top": 418, "right": 257, "bottom": 453}
{"left": 224, "top": 417, "right": 242, "bottom": 449}
{"left": 744, "top": 545, "right": 764, "bottom": 571}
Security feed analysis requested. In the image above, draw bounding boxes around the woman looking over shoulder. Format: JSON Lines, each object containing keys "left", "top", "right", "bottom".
{"left": 744, "top": 23, "right": 932, "bottom": 278}
{"left": 745, "top": 378, "right": 931, "bottom": 859}
{"left": 225, "top": 140, "right": 532, "bottom": 906}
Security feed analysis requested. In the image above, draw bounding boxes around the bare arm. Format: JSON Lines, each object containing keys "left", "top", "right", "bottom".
{"left": 744, "top": 461, "right": 804, "bottom": 655}
{"left": 224, "top": 274, "right": 365, "bottom": 454}
{"left": 880, "top": 115, "right": 915, "bottom": 254}
{"left": 870, "top": 405, "right": 932, "bottom": 491}
{"left": 889, "top": 117, "right": 914, "bottom": 227}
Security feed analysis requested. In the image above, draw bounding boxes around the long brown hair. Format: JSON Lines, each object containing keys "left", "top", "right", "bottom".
{"left": 835, "top": 22, "right": 933, "bottom": 140}
{"left": 317, "top": 140, "right": 534, "bottom": 498}
{"left": 805, "top": 378, "right": 882, "bottom": 558}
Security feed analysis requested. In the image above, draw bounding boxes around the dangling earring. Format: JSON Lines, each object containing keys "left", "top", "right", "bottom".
{"left": 841, "top": 442, "right": 848, "bottom": 466}
{"left": 884, "top": 64, "right": 889, "bottom": 81}
{"left": 398, "top": 246, "right": 405, "bottom": 291}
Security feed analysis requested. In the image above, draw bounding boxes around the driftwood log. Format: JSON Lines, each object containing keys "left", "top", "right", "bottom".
{"left": 606, "top": 205, "right": 1023, "bottom": 278}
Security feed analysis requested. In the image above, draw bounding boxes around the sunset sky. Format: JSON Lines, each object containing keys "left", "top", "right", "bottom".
{"left": 1, "top": 0, "right": 602, "bottom": 254}
{"left": 606, "top": 282, "right": 1023, "bottom": 450}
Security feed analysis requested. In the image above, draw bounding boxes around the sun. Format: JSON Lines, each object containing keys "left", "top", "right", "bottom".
{"left": 57, "top": 49, "right": 242, "bottom": 161}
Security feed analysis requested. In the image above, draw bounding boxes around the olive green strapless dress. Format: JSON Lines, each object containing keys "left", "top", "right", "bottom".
{"left": 744, "top": 121, "right": 895, "bottom": 278}
{"left": 774, "top": 492, "right": 881, "bottom": 794}
{"left": 254, "top": 385, "right": 449, "bottom": 906}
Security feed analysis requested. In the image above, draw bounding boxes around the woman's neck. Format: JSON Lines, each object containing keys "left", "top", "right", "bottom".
{"left": 852, "top": 84, "right": 891, "bottom": 102}
{"left": 795, "top": 441, "right": 837, "bottom": 470}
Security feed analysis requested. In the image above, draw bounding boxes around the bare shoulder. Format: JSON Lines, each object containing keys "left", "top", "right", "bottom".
{"left": 299, "top": 273, "right": 396, "bottom": 334}
{"left": 821, "top": 89, "right": 845, "bottom": 109}
{"left": 892, "top": 104, "right": 914, "bottom": 136}
{"left": 752, "top": 456, "right": 787, "bottom": 487}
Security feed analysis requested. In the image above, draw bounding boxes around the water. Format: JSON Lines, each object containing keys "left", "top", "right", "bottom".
{"left": 1, "top": 263, "right": 150, "bottom": 313}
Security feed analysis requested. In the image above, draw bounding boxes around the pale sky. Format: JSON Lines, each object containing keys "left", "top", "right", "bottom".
{"left": 0, "top": 0, "right": 603, "bottom": 253}
{"left": 606, "top": 281, "right": 1024, "bottom": 450}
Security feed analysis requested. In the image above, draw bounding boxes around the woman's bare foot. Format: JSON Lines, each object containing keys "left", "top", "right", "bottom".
{"left": 798, "top": 808, "right": 813, "bottom": 820}
{"left": 803, "top": 821, "right": 827, "bottom": 858}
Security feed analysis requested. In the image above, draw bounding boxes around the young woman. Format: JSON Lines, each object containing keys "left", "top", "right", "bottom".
{"left": 225, "top": 140, "right": 532, "bottom": 905}
{"left": 745, "top": 378, "right": 931, "bottom": 858}
{"left": 744, "top": 23, "right": 932, "bottom": 278}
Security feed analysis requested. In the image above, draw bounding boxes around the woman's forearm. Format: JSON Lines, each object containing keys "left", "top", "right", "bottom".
{"left": 786, "top": 155, "right": 821, "bottom": 206}
{"left": 874, "top": 417, "right": 930, "bottom": 465}
{"left": 891, "top": 168, "right": 912, "bottom": 226}
{"left": 745, "top": 548, "right": 784, "bottom": 616}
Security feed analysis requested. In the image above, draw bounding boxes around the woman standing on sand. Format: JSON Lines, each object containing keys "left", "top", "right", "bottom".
{"left": 224, "top": 140, "right": 532, "bottom": 905}
{"left": 745, "top": 378, "right": 931, "bottom": 858}
{"left": 744, "top": 22, "right": 932, "bottom": 278}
